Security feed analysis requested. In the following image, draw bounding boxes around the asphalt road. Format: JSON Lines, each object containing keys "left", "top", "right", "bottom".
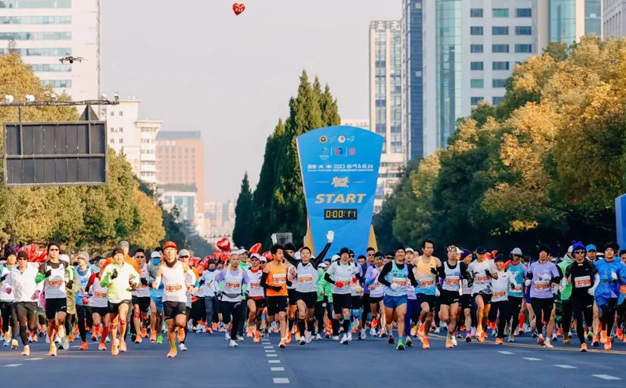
{"left": 1, "top": 330, "right": 625, "bottom": 388}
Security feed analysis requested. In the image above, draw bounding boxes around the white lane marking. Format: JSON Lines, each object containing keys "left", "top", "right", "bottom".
{"left": 266, "top": 353, "right": 278, "bottom": 357}
{"left": 273, "top": 378, "right": 289, "bottom": 384}
{"left": 498, "top": 351, "right": 514, "bottom": 355}
{"left": 523, "top": 357, "right": 541, "bottom": 361}
{"left": 554, "top": 365, "right": 576, "bottom": 369}
{"left": 4, "top": 364, "right": 22, "bottom": 367}
{"left": 268, "top": 360, "right": 281, "bottom": 364}
{"left": 264, "top": 346, "right": 274, "bottom": 349}
{"left": 27, "top": 358, "right": 43, "bottom": 361}
{"left": 593, "top": 375, "right": 621, "bottom": 381}
{"left": 271, "top": 367, "right": 285, "bottom": 372}
{"left": 265, "top": 349, "right": 276, "bottom": 353}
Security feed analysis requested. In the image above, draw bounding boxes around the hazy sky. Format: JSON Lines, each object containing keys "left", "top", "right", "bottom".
{"left": 102, "top": 0, "right": 401, "bottom": 202}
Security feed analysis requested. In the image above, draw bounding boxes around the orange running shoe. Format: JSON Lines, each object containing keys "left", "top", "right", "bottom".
{"left": 616, "top": 329, "right": 624, "bottom": 340}
{"left": 286, "top": 331, "right": 292, "bottom": 344}
{"left": 600, "top": 330, "right": 607, "bottom": 344}
{"left": 177, "top": 328, "right": 185, "bottom": 343}
{"left": 495, "top": 338, "right": 503, "bottom": 345}
{"left": 247, "top": 326, "right": 254, "bottom": 338}
{"left": 141, "top": 327, "right": 148, "bottom": 338}
{"left": 422, "top": 337, "right": 430, "bottom": 349}
{"left": 557, "top": 327, "right": 563, "bottom": 337}
{"left": 150, "top": 332, "right": 157, "bottom": 343}
{"left": 111, "top": 343, "right": 119, "bottom": 356}
{"left": 119, "top": 340, "right": 127, "bottom": 353}
{"left": 372, "top": 318, "right": 379, "bottom": 328}
{"left": 69, "top": 333, "right": 75, "bottom": 343}
{"left": 167, "top": 348, "right": 177, "bottom": 358}
{"left": 445, "top": 339, "right": 453, "bottom": 348}
{"left": 49, "top": 343, "right": 57, "bottom": 357}
{"left": 279, "top": 339, "right": 286, "bottom": 348}
{"left": 74, "top": 325, "right": 80, "bottom": 335}
{"left": 98, "top": 343, "right": 107, "bottom": 351}
{"left": 604, "top": 338, "right": 612, "bottom": 350}
{"left": 418, "top": 325, "right": 425, "bottom": 338}
{"left": 212, "top": 322, "right": 218, "bottom": 331}
{"left": 580, "top": 343, "right": 588, "bottom": 352}
{"left": 253, "top": 330, "right": 260, "bottom": 343}
{"left": 410, "top": 326, "right": 418, "bottom": 337}
{"left": 79, "top": 342, "right": 88, "bottom": 351}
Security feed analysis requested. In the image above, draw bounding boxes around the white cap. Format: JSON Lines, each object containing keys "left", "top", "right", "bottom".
{"left": 319, "top": 262, "right": 329, "bottom": 268}
{"left": 331, "top": 254, "right": 340, "bottom": 262}
{"left": 59, "top": 254, "right": 70, "bottom": 264}
{"left": 151, "top": 251, "right": 161, "bottom": 259}
{"left": 233, "top": 249, "right": 246, "bottom": 255}
{"left": 260, "top": 256, "right": 267, "bottom": 262}
{"left": 567, "top": 245, "right": 573, "bottom": 254}
{"left": 456, "top": 247, "right": 463, "bottom": 254}
{"left": 405, "top": 247, "right": 415, "bottom": 253}
{"left": 510, "top": 248, "right": 523, "bottom": 256}
{"left": 250, "top": 253, "right": 262, "bottom": 260}
{"left": 178, "top": 249, "right": 191, "bottom": 258}
{"left": 295, "top": 251, "right": 302, "bottom": 260}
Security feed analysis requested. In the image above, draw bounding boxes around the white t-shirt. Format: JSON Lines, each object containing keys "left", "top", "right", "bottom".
{"left": 468, "top": 260, "right": 497, "bottom": 295}
{"left": 326, "top": 261, "right": 359, "bottom": 295}
{"left": 6, "top": 264, "right": 39, "bottom": 302}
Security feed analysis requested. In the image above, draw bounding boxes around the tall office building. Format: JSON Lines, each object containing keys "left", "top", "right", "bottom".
{"left": 604, "top": 0, "right": 625, "bottom": 39}
{"left": 156, "top": 131, "right": 206, "bottom": 216}
{"left": 0, "top": 0, "right": 101, "bottom": 101}
{"left": 102, "top": 99, "right": 162, "bottom": 184}
{"left": 341, "top": 119, "right": 369, "bottom": 130}
{"left": 536, "top": 0, "right": 602, "bottom": 47}
{"left": 369, "top": 20, "right": 405, "bottom": 212}
{"left": 402, "top": 0, "right": 424, "bottom": 161}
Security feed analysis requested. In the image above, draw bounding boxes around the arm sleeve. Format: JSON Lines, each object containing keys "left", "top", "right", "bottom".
{"left": 283, "top": 251, "right": 298, "bottom": 267}
{"left": 460, "top": 262, "right": 469, "bottom": 279}
{"left": 377, "top": 262, "right": 393, "bottom": 287}
{"left": 314, "top": 242, "right": 332, "bottom": 265}
{"left": 86, "top": 273, "right": 97, "bottom": 293}
{"left": 261, "top": 272, "right": 271, "bottom": 289}
{"left": 437, "top": 265, "right": 446, "bottom": 279}
{"left": 551, "top": 264, "right": 562, "bottom": 284}
{"left": 364, "top": 267, "right": 375, "bottom": 287}
{"left": 408, "top": 265, "right": 418, "bottom": 287}
{"left": 324, "top": 272, "right": 335, "bottom": 285}
{"left": 100, "top": 268, "right": 111, "bottom": 287}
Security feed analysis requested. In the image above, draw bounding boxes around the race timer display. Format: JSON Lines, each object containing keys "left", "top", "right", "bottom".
{"left": 324, "top": 209, "right": 358, "bottom": 220}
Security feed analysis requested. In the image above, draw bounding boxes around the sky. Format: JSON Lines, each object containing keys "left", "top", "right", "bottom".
{"left": 102, "top": 0, "right": 401, "bottom": 202}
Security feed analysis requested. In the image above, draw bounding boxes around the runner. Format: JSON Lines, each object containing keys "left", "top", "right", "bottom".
{"left": 284, "top": 243, "right": 298, "bottom": 343}
{"left": 525, "top": 245, "right": 561, "bottom": 348}
{"left": 364, "top": 253, "right": 386, "bottom": 337}
{"left": 468, "top": 246, "right": 497, "bottom": 343}
{"left": 131, "top": 249, "right": 151, "bottom": 344}
{"left": 489, "top": 254, "right": 519, "bottom": 345}
{"left": 558, "top": 246, "right": 575, "bottom": 345}
{"left": 152, "top": 242, "right": 196, "bottom": 357}
{"left": 86, "top": 258, "right": 110, "bottom": 351}
{"left": 262, "top": 244, "right": 290, "bottom": 348}
{"left": 507, "top": 248, "right": 525, "bottom": 342}
{"left": 377, "top": 248, "right": 418, "bottom": 350}
{"left": 148, "top": 251, "right": 165, "bottom": 344}
{"left": 459, "top": 249, "right": 474, "bottom": 342}
{"left": 413, "top": 240, "right": 442, "bottom": 349}
{"left": 215, "top": 252, "right": 249, "bottom": 348}
{"left": 437, "top": 245, "right": 468, "bottom": 348}
{"left": 324, "top": 247, "right": 361, "bottom": 345}
{"left": 245, "top": 254, "right": 265, "bottom": 343}
{"left": 200, "top": 259, "right": 219, "bottom": 334}
{"left": 74, "top": 252, "right": 95, "bottom": 350}
{"left": 314, "top": 260, "right": 334, "bottom": 340}
{"left": 4, "top": 251, "right": 39, "bottom": 355}
{"left": 100, "top": 247, "right": 141, "bottom": 356}
{"left": 176, "top": 249, "right": 197, "bottom": 351}
{"left": 35, "top": 242, "right": 74, "bottom": 356}
{"left": 565, "top": 242, "right": 596, "bottom": 352}
{"left": 0, "top": 250, "right": 17, "bottom": 349}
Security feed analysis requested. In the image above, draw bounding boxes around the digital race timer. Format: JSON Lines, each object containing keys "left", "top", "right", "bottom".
{"left": 324, "top": 209, "right": 358, "bottom": 220}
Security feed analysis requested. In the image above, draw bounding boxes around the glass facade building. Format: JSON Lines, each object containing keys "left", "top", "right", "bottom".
{"left": 550, "top": 0, "right": 601, "bottom": 44}
{"left": 403, "top": 0, "right": 423, "bottom": 161}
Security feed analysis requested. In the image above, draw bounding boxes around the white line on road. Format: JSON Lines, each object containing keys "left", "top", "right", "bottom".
{"left": 271, "top": 367, "right": 285, "bottom": 372}
{"left": 554, "top": 365, "right": 576, "bottom": 369}
{"left": 266, "top": 353, "right": 278, "bottom": 357}
{"left": 265, "top": 349, "right": 276, "bottom": 353}
{"left": 264, "top": 346, "right": 274, "bottom": 349}
{"left": 523, "top": 357, "right": 542, "bottom": 361}
{"left": 4, "top": 364, "right": 22, "bottom": 367}
{"left": 26, "top": 358, "right": 42, "bottom": 361}
{"left": 268, "top": 360, "right": 281, "bottom": 364}
{"left": 593, "top": 375, "right": 621, "bottom": 381}
{"left": 273, "top": 378, "right": 289, "bottom": 384}
{"left": 498, "top": 351, "right": 514, "bottom": 355}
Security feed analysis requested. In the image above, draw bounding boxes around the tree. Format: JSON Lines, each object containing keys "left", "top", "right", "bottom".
{"left": 233, "top": 173, "right": 254, "bottom": 249}
{"left": 130, "top": 185, "right": 166, "bottom": 249}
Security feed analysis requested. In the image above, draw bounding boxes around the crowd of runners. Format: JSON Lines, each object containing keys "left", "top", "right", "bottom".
{"left": 1, "top": 233, "right": 626, "bottom": 357}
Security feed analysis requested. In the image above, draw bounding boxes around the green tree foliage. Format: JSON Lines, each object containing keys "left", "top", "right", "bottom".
{"left": 243, "top": 71, "right": 340, "bottom": 247}
{"left": 233, "top": 173, "right": 254, "bottom": 249}
{"left": 380, "top": 36, "right": 626, "bottom": 255}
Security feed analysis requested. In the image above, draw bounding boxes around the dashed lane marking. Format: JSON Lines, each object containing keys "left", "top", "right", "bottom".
{"left": 497, "top": 351, "right": 514, "bottom": 355}
{"left": 268, "top": 360, "right": 280, "bottom": 363}
{"left": 592, "top": 375, "right": 621, "bottom": 381}
{"left": 271, "top": 367, "right": 285, "bottom": 372}
{"left": 554, "top": 365, "right": 576, "bottom": 369}
{"left": 273, "top": 378, "right": 289, "bottom": 384}
{"left": 522, "top": 357, "right": 542, "bottom": 361}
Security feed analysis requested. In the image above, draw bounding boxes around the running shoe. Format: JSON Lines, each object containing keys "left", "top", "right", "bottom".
{"left": 119, "top": 340, "right": 127, "bottom": 353}
{"left": 592, "top": 335, "right": 600, "bottom": 347}
{"left": 98, "top": 343, "right": 107, "bottom": 351}
{"left": 111, "top": 343, "right": 119, "bottom": 356}
{"left": 557, "top": 327, "right": 563, "bottom": 337}
{"left": 167, "top": 349, "right": 177, "bottom": 358}
{"left": 49, "top": 343, "right": 57, "bottom": 357}
{"left": 279, "top": 339, "right": 286, "bottom": 349}
{"left": 340, "top": 334, "right": 349, "bottom": 345}
{"left": 370, "top": 328, "right": 377, "bottom": 337}
{"left": 286, "top": 331, "right": 292, "bottom": 344}
{"left": 306, "top": 332, "right": 312, "bottom": 344}
{"left": 359, "top": 329, "right": 366, "bottom": 340}
{"left": 236, "top": 335, "right": 244, "bottom": 341}
{"left": 21, "top": 345, "right": 30, "bottom": 356}
{"left": 179, "top": 343, "right": 188, "bottom": 351}
{"left": 465, "top": 333, "right": 472, "bottom": 343}
{"left": 299, "top": 336, "right": 306, "bottom": 346}
{"left": 91, "top": 333, "right": 98, "bottom": 342}
{"left": 604, "top": 338, "right": 612, "bottom": 350}
{"left": 495, "top": 338, "right": 503, "bottom": 345}
{"left": 543, "top": 339, "right": 554, "bottom": 349}
{"left": 410, "top": 325, "right": 418, "bottom": 337}
{"left": 247, "top": 326, "right": 254, "bottom": 338}
{"left": 229, "top": 340, "right": 238, "bottom": 348}
{"left": 445, "top": 338, "right": 453, "bottom": 348}
{"left": 580, "top": 343, "right": 588, "bottom": 352}
{"left": 62, "top": 337, "right": 70, "bottom": 350}
{"left": 451, "top": 337, "right": 458, "bottom": 347}
{"left": 105, "top": 336, "right": 111, "bottom": 344}
{"left": 508, "top": 334, "right": 515, "bottom": 343}
{"left": 11, "top": 339, "right": 18, "bottom": 349}
{"left": 388, "top": 335, "right": 395, "bottom": 345}
{"left": 600, "top": 330, "right": 608, "bottom": 344}
{"left": 422, "top": 337, "right": 430, "bottom": 349}
{"left": 406, "top": 336, "right": 413, "bottom": 347}
{"left": 537, "top": 334, "right": 545, "bottom": 346}
{"left": 396, "top": 339, "right": 405, "bottom": 350}
{"left": 254, "top": 331, "right": 260, "bottom": 343}
{"left": 156, "top": 334, "right": 163, "bottom": 344}
{"left": 79, "top": 342, "right": 88, "bottom": 351}
{"left": 315, "top": 333, "right": 322, "bottom": 340}
{"left": 141, "top": 327, "right": 148, "bottom": 338}
{"left": 347, "top": 332, "right": 352, "bottom": 342}
{"left": 332, "top": 335, "right": 340, "bottom": 341}
{"left": 150, "top": 332, "right": 157, "bottom": 343}
{"left": 225, "top": 332, "right": 231, "bottom": 341}
{"left": 563, "top": 334, "right": 570, "bottom": 345}
{"left": 532, "top": 331, "right": 538, "bottom": 338}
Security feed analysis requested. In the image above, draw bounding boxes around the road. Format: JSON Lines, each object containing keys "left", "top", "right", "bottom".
{"left": 1, "top": 330, "right": 625, "bottom": 388}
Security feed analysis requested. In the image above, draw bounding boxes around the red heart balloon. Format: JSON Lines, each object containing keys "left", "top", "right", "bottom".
{"left": 217, "top": 238, "right": 231, "bottom": 252}
{"left": 232, "top": 3, "right": 245, "bottom": 16}
{"left": 262, "top": 251, "right": 273, "bottom": 260}
{"left": 250, "top": 243, "right": 262, "bottom": 254}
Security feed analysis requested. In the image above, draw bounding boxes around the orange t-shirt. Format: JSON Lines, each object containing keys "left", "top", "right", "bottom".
{"left": 102, "top": 255, "right": 140, "bottom": 273}
{"left": 266, "top": 261, "right": 288, "bottom": 297}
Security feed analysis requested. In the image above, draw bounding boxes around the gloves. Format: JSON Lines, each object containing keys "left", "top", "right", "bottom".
{"left": 140, "top": 278, "right": 148, "bottom": 286}
{"left": 484, "top": 270, "right": 492, "bottom": 278}
{"left": 558, "top": 278, "right": 566, "bottom": 293}
{"left": 32, "top": 290, "right": 41, "bottom": 300}
{"left": 216, "top": 291, "right": 223, "bottom": 299}
{"left": 390, "top": 283, "right": 400, "bottom": 291}
{"left": 335, "top": 281, "right": 345, "bottom": 288}
{"left": 199, "top": 279, "right": 205, "bottom": 286}
{"left": 5, "top": 286, "right": 12, "bottom": 295}
{"left": 286, "top": 280, "right": 293, "bottom": 287}
{"left": 611, "top": 271, "right": 618, "bottom": 281}
{"left": 82, "top": 296, "right": 90, "bottom": 305}
{"left": 430, "top": 267, "right": 438, "bottom": 275}
{"left": 66, "top": 280, "right": 73, "bottom": 290}
{"left": 588, "top": 288, "right": 595, "bottom": 296}
{"left": 352, "top": 277, "right": 359, "bottom": 284}
{"left": 45, "top": 269, "right": 52, "bottom": 278}
{"left": 524, "top": 279, "right": 531, "bottom": 287}
{"left": 435, "top": 288, "right": 440, "bottom": 297}
{"left": 326, "top": 230, "right": 335, "bottom": 243}
{"left": 111, "top": 269, "right": 118, "bottom": 280}
{"left": 243, "top": 290, "right": 249, "bottom": 298}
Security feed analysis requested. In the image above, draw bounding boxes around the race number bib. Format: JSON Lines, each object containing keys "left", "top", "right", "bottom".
{"left": 509, "top": 283, "right": 522, "bottom": 292}
{"left": 419, "top": 279, "right": 434, "bottom": 288}
{"left": 476, "top": 276, "right": 489, "bottom": 283}
{"left": 444, "top": 276, "right": 459, "bottom": 286}
{"left": 574, "top": 276, "right": 591, "bottom": 288}
{"left": 493, "top": 291, "right": 507, "bottom": 299}
{"left": 166, "top": 285, "right": 183, "bottom": 292}
{"left": 534, "top": 281, "right": 549, "bottom": 291}
{"left": 298, "top": 274, "right": 314, "bottom": 284}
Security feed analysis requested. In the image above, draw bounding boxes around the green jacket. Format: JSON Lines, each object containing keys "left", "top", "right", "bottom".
{"left": 316, "top": 268, "right": 333, "bottom": 303}
{"left": 558, "top": 258, "right": 573, "bottom": 301}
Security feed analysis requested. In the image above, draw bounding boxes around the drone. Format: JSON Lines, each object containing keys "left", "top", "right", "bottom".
{"left": 59, "top": 56, "right": 83, "bottom": 64}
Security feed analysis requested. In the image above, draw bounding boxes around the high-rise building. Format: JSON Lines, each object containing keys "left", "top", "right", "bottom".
{"left": 341, "top": 119, "right": 370, "bottom": 130}
{"left": 536, "top": 0, "right": 602, "bottom": 47}
{"left": 156, "top": 131, "right": 205, "bottom": 215}
{"left": 369, "top": 20, "right": 405, "bottom": 212}
{"left": 603, "top": 0, "right": 625, "bottom": 39}
{"left": 402, "top": 0, "right": 424, "bottom": 161}
{"left": 0, "top": 0, "right": 101, "bottom": 101}
{"left": 102, "top": 98, "right": 162, "bottom": 184}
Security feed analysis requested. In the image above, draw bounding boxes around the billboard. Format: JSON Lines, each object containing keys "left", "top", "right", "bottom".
{"left": 3, "top": 121, "right": 107, "bottom": 186}
{"left": 297, "top": 126, "right": 383, "bottom": 256}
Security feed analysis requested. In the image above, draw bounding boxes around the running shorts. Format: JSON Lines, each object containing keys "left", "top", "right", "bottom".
{"left": 369, "top": 296, "right": 383, "bottom": 305}
{"left": 295, "top": 291, "right": 317, "bottom": 309}
{"left": 439, "top": 290, "right": 460, "bottom": 306}
{"left": 132, "top": 296, "right": 151, "bottom": 313}
{"left": 350, "top": 296, "right": 363, "bottom": 310}
{"left": 92, "top": 306, "right": 108, "bottom": 317}
{"left": 473, "top": 293, "right": 492, "bottom": 305}
{"left": 332, "top": 293, "right": 352, "bottom": 315}
{"left": 164, "top": 301, "right": 187, "bottom": 320}
{"left": 288, "top": 288, "right": 298, "bottom": 306}
{"left": 461, "top": 294, "right": 473, "bottom": 309}
{"left": 417, "top": 294, "right": 437, "bottom": 311}
{"left": 44, "top": 298, "right": 67, "bottom": 320}
{"left": 107, "top": 300, "right": 131, "bottom": 315}
{"left": 267, "top": 296, "right": 288, "bottom": 316}
{"left": 249, "top": 298, "right": 266, "bottom": 310}
{"left": 383, "top": 295, "right": 407, "bottom": 310}
{"left": 151, "top": 296, "right": 164, "bottom": 313}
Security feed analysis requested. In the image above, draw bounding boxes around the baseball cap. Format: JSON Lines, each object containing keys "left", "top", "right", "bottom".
{"left": 461, "top": 249, "right": 472, "bottom": 259}
{"left": 17, "top": 251, "right": 29, "bottom": 260}
{"left": 510, "top": 248, "right": 523, "bottom": 256}
{"left": 476, "top": 246, "right": 487, "bottom": 255}
{"left": 331, "top": 254, "right": 340, "bottom": 262}
{"left": 77, "top": 251, "right": 89, "bottom": 261}
{"left": 405, "top": 247, "right": 415, "bottom": 253}
{"left": 586, "top": 244, "right": 597, "bottom": 252}
{"left": 339, "top": 247, "right": 350, "bottom": 255}
{"left": 250, "top": 253, "right": 262, "bottom": 260}
{"left": 117, "top": 241, "right": 129, "bottom": 248}
{"left": 456, "top": 247, "right": 463, "bottom": 254}
{"left": 233, "top": 249, "right": 246, "bottom": 255}
{"left": 178, "top": 249, "right": 191, "bottom": 258}
{"left": 150, "top": 251, "right": 161, "bottom": 259}
{"left": 259, "top": 256, "right": 267, "bottom": 262}
{"left": 319, "top": 262, "right": 329, "bottom": 268}
{"left": 163, "top": 241, "right": 177, "bottom": 250}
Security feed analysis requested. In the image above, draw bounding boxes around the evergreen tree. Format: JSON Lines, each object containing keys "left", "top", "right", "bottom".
{"left": 233, "top": 172, "right": 254, "bottom": 249}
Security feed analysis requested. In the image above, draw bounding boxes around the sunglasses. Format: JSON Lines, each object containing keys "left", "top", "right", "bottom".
{"left": 574, "top": 250, "right": 585, "bottom": 254}
{"left": 49, "top": 248, "right": 59, "bottom": 252}
{"left": 179, "top": 256, "right": 189, "bottom": 259}
{"left": 136, "top": 255, "right": 145, "bottom": 258}
{"left": 17, "top": 257, "right": 28, "bottom": 261}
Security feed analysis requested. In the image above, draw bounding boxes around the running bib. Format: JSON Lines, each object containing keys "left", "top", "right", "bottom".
{"left": 166, "top": 285, "right": 183, "bottom": 292}
{"left": 250, "top": 282, "right": 261, "bottom": 289}
{"left": 297, "top": 274, "right": 314, "bottom": 284}
{"left": 225, "top": 281, "right": 241, "bottom": 290}
{"left": 419, "top": 279, "right": 434, "bottom": 288}
{"left": 444, "top": 276, "right": 459, "bottom": 286}
{"left": 493, "top": 291, "right": 506, "bottom": 299}
{"left": 95, "top": 292, "right": 107, "bottom": 298}
{"left": 509, "top": 283, "right": 522, "bottom": 292}
{"left": 574, "top": 276, "right": 591, "bottom": 288}
{"left": 534, "top": 281, "right": 549, "bottom": 290}
{"left": 476, "top": 276, "right": 489, "bottom": 283}
{"left": 49, "top": 279, "right": 64, "bottom": 287}
{"left": 272, "top": 274, "right": 286, "bottom": 285}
